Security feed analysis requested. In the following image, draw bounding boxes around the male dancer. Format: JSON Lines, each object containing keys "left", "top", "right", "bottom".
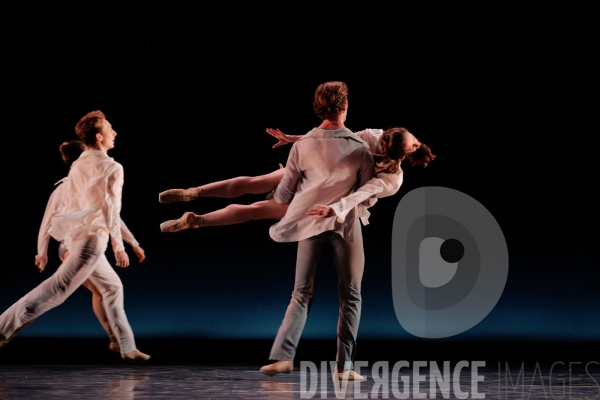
{"left": 260, "top": 82, "right": 374, "bottom": 381}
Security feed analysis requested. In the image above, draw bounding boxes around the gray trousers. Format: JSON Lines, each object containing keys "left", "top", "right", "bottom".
{"left": 0, "top": 229, "right": 137, "bottom": 353}
{"left": 269, "top": 222, "right": 364, "bottom": 370}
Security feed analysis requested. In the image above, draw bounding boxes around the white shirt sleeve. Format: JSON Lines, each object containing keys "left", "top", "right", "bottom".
{"left": 113, "top": 218, "right": 140, "bottom": 249}
{"left": 329, "top": 170, "right": 403, "bottom": 223}
{"left": 103, "top": 163, "right": 125, "bottom": 253}
{"left": 36, "top": 183, "right": 65, "bottom": 268}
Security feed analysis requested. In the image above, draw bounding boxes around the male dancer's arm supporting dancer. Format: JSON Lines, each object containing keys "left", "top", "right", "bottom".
{"left": 1, "top": 111, "right": 149, "bottom": 363}
{"left": 34, "top": 140, "right": 146, "bottom": 353}
{"left": 159, "top": 127, "right": 435, "bottom": 231}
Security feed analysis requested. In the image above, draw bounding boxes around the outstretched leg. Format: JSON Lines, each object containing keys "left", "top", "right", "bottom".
{"left": 260, "top": 232, "right": 329, "bottom": 377}
{"left": 159, "top": 168, "right": 285, "bottom": 203}
{"left": 160, "top": 199, "right": 289, "bottom": 233}
{"left": 0, "top": 231, "right": 108, "bottom": 348}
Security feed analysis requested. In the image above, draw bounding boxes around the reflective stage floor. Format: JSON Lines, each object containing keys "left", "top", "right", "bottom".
{"left": 0, "top": 339, "right": 598, "bottom": 399}
{"left": 1, "top": 363, "right": 599, "bottom": 399}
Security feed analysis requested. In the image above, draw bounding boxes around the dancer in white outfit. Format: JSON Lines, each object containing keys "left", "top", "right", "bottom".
{"left": 159, "top": 126, "right": 435, "bottom": 232}
{"left": 0, "top": 111, "right": 149, "bottom": 362}
{"left": 34, "top": 140, "right": 146, "bottom": 353}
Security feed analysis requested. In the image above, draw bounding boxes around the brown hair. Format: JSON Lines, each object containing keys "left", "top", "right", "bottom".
{"left": 374, "top": 127, "right": 436, "bottom": 175}
{"left": 313, "top": 81, "right": 349, "bottom": 121}
{"left": 59, "top": 140, "right": 85, "bottom": 167}
{"left": 74, "top": 110, "right": 106, "bottom": 146}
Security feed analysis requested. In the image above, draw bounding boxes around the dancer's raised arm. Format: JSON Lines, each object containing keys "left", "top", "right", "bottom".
{"left": 266, "top": 128, "right": 303, "bottom": 149}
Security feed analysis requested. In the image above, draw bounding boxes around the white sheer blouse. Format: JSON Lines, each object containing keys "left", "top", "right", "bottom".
{"left": 47, "top": 151, "right": 127, "bottom": 254}
{"left": 35, "top": 176, "right": 140, "bottom": 268}
{"left": 329, "top": 129, "right": 404, "bottom": 225}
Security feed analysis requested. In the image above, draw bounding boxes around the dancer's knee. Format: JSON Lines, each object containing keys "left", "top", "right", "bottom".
{"left": 24, "top": 299, "right": 44, "bottom": 316}
{"left": 101, "top": 281, "right": 124, "bottom": 302}
{"left": 224, "top": 203, "right": 264, "bottom": 221}
{"left": 338, "top": 282, "right": 361, "bottom": 303}
{"left": 292, "top": 284, "right": 316, "bottom": 304}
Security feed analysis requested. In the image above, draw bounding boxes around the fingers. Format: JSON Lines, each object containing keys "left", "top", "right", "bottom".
{"left": 138, "top": 253, "right": 146, "bottom": 263}
{"left": 116, "top": 255, "right": 130, "bottom": 268}
{"left": 266, "top": 128, "right": 278, "bottom": 137}
{"left": 306, "top": 204, "right": 329, "bottom": 219}
{"left": 279, "top": 163, "right": 284, "bottom": 169}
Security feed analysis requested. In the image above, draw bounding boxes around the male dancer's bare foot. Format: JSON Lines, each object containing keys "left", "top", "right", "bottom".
{"left": 160, "top": 212, "right": 204, "bottom": 233}
{"left": 335, "top": 369, "right": 365, "bottom": 381}
{"left": 259, "top": 360, "right": 293, "bottom": 377}
{"left": 122, "top": 349, "right": 151, "bottom": 364}
{"left": 159, "top": 188, "right": 201, "bottom": 203}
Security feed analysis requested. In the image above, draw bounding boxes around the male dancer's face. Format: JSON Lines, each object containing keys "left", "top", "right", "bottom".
{"left": 97, "top": 119, "right": 117, "bottom": 151}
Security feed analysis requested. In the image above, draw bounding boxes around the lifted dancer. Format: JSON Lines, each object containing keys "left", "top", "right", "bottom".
{"left": 159, "top": 126, "right": 435, "bottom": 231}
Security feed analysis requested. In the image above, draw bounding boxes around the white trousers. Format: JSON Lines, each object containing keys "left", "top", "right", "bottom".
{"left": 0, "top": 229, "right": 136, "bottom": 353}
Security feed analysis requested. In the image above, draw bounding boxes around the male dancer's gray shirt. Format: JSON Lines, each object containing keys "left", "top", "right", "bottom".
{"left": 269, "top": 127, "right": 374, "bottom": 242}
{"left": 266, "top": 126, "right": 374, "bottom": 370}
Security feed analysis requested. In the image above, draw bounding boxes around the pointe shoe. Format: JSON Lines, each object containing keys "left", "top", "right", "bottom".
{"left": 122, "top": 349, "right": 151, "bottom": 364}
{"left": 160, "top": 212, "right": 203, "bottom": 233}
{"left": 260, "top": 360, "right": 294, "bottom": 377}
{"left": 108, "top": 338, "right": 120, "bottom": 353}
{"left": 159, "top": 188, "right": 201, "bottom": 203}
{"left": 335, "top": 369, "right": 365, "bottom": 381}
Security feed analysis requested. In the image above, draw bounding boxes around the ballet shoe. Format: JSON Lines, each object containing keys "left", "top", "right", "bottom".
{"left": 108, "top": 338, "right": 120, "bottom": 353}
{"left": 335, "top": 368, "right": 365, "bottom": 381}
{"left": 259, "top": 360, "right": 293, "bottom": 377}
{"left": 122, "top": 349, "right": 151, "bottom": 364}
{"left": 159, "top": 187, "right": 201, "bottom": 203}
{"left": 160, "top": 212, "right": 203, "bottom": 233}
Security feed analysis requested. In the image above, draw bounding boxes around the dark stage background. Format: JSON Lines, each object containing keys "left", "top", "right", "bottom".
{"left": 1, "top": 4, "right": 598, "bottom": 359}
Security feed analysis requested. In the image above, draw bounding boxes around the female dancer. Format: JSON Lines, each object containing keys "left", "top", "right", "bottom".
{"left": 0, "top": 111, "right": 149, "bottom": 363}
{"left": 159, "top": 127, "right": 436, "bottom": 232}
{"left": 34, "top": 140, "right": 146, "bottom": 353}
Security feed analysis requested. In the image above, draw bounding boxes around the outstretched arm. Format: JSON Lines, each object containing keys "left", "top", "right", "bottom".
{"left": 307, "top": 171, "right": 403, "bottom": 222}
{"left": 266, "top": 128, "right": 303, "bottom": 149}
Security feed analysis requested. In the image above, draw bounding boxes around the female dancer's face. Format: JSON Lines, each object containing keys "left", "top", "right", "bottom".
{"left": 97, "top": 119, "right": 117, "bottom": 151}
{"left": 403, "top": 131, "right": 421, "bottom": 156}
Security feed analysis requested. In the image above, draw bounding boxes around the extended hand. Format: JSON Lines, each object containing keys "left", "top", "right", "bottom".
{"left": 306, "top": 204, "right": 335, "bottom": 219}
{"left": 266, "top": 128, "right": 293, "bottom": 149}
{"left": 115, "top": 250, "right": 130, "bottom": 268}
{"left": 35, "top": 257, "right": 47, "bottom": 273}
{"left": 133, "top": 246, "right": 146, "bottom": 263}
